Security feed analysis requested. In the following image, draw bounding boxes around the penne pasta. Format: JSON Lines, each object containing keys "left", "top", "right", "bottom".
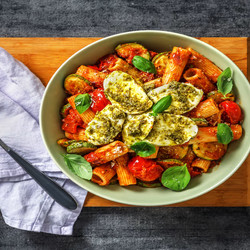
{"left": 188, "top": 124, "right": 242, "bottom": 144}
{"left": 190, "top": 98, "right": 219, "bottom": 118}
{"left": 114, "top": 154, "right": 137, "bottom": 186}
{"left": 187, "top": 48, "right": 222, "bottom": 83}
{"left": 67, "top": 94, "right": 96, "bottom": 124}
{"left": 183, "top": 68, "right": 216, "bottom": 93}
{"left": 76, "top": 65, "right": 107, "bottom": 88}
{"left": 91, "top": 164, "right": 116, "bottom": 186}
{"left": 191, "top": 158, "right": 211, "bottom": 173}
{"left": 162, "top": 47, "right": 191, "bottom": 85}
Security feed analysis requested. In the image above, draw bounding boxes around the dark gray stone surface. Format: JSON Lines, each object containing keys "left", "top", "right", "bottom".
{"left": 0, "top": 0, "right": 250, "bottom": 249}
{"left": 0, "top": 0, "right": 249, "bottom": 37}
{"left": 1, "top": 207, "right": 250, "bottom": 249}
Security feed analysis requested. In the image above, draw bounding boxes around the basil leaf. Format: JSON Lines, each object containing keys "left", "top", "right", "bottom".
{"left": 62, "top": 154, "right": 92, "bottom": 180}
{"left": 132, "top": 56, "right": 157, "bottom": 74}
{"left": 217, "top": 67, "right": 233, "bottom": 96}
{"left": 217, "top": 123, "right": 233, "bottom": 144}
{"left": 130, "top": 141, "right": 156, "bottom": 157}
{"left": 150, "top": 95, "right": 172, "bottom": 116}
{"left": 74, "top": 93, "right": 91, "bottom": 114}
{"left": 161, "top": 164, "right": 191, "bottom": 191}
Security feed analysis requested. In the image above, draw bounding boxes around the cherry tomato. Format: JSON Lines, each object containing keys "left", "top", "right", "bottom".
{"left": 219, "top": 101, "right": 242, "bottom": 124}
{"left": 62, "top": 109, "right": 83, "bottom": 133}
{"left": 128, "top": 156, "right": 163, "bottom": 182}
{"left": 89, "top": 88, "right": 111, "bottom": 112}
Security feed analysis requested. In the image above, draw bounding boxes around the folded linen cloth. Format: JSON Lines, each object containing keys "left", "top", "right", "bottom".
{"left": 0, "top": 48, "right": 87, "bottom": 235}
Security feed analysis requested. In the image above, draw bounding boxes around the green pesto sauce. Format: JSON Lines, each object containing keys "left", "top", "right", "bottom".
{"left": 104, "top": 71, "right": 152, "bottom": 113}
{"left": 85, "top": 105, "right": 126, "bottom": 145}
{"left": 146, "top": 113, "right": 196, "bottom": 145}
{"left": 167, "top": 81, "right": 200, "bottom": 114}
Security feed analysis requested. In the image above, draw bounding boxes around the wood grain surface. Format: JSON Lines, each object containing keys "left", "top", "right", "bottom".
{"left": 0, "top": 37, "right": 248, "bottom": 207}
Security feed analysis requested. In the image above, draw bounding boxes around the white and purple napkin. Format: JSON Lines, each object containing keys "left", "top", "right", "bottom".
{"left": 0, "top": 48, "right": 87, "bottom": 235}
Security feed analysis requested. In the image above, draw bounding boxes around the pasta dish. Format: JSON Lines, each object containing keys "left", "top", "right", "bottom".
{"left": 57, "top": 43, "right": 242, "bottom": 191}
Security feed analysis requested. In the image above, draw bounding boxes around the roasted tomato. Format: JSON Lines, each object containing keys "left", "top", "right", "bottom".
{"left": 62, "top": 109, "right": 83, "bottom": 133}
{"left": 89, "top": 88, "right": 111, "bottom": 112}
{"left": 219, "top": 101, "right": 242, "bottom": 124}
{"left": 128, "top": 156, "right": 164, "bottom": 182}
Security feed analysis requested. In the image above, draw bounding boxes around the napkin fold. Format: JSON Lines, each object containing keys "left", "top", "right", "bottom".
{"left": 0, "top": 48, "right": 87, "bottom": 235}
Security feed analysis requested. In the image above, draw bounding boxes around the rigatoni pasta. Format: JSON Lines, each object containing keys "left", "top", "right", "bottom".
{"left": 114, "top": 154, "right": 137, "bottom": 186}
{"left": 190, "top": 98, "right": 220, "bottom": 118}
{"left": 183, "top": 68, "right": 215, "bottom": 93}
{"left": 91, "top": 164, "right": 116, "bottom": 186}
{"left": 76, "top": 65, "right": 107, "bottom": 88}
{"left": 162, "top": 47, "right": 191, "bottom": 85}
{"left": 191, "top": 158, "right": 211, "bottom": 173}
{"left": 107, "top": 57, "right": 143, "bottom": 83}
{"left": 187, "top": 48, "right": 222, "bottom": 83}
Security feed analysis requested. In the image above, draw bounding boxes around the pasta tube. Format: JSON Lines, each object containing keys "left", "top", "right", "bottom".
{"left": 114, "top": 154, "right": 137, "bottom": 186}
{"left": 191, "top": 158, "right": 211, "bottom": 173}
{"left": 76, "top": 65, "right": 107, "bottom": 88}
{"left": 91, "top": 164, "right": 116, "bottom": 186}
{"left": 108, "top": 57, "right": 143, "bottom": 83}
{"left": 188, "top": 124, "right": 242, "bottom": 144}
{"left": 183, "top": 68, "right": 215, "bottom": 93}
{"left": 187, "top": 48, "right": 222, "bottom": 83}
{"left": 162, "top": 47, "right": 191, "bottom": 85}
{"left": 84, "top": 141, "right": 129, "bottom": 165}
{"left": 190, "top": 98, "right": 219, "bottom": 118}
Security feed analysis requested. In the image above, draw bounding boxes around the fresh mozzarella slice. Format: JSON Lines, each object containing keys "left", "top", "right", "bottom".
{"left": 145, "top": 113, "right": 198, "bottom": 146}
{"left": 85, "top": 104, "right": 126, "bottom": 145}
{"left": 103, "top": 71, "right": 153, "bottom": 114}
{"left": 122, "top": 113, "right": 155, "bottom": 146}
{"left": 147, "top": 81, "right": 203, "bottom": 114}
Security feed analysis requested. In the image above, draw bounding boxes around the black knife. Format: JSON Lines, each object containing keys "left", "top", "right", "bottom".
{"left": 0, "top": 139, "right": 78, "bottom": 210}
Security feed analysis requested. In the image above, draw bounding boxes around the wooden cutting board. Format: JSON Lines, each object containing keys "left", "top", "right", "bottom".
{"left": 1, "top": 37, "right": 249, "bottom": 207}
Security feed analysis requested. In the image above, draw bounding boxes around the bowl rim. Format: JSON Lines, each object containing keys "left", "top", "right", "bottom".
{"left": 40, "top": 30, "right": 250, "bottom": 206}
